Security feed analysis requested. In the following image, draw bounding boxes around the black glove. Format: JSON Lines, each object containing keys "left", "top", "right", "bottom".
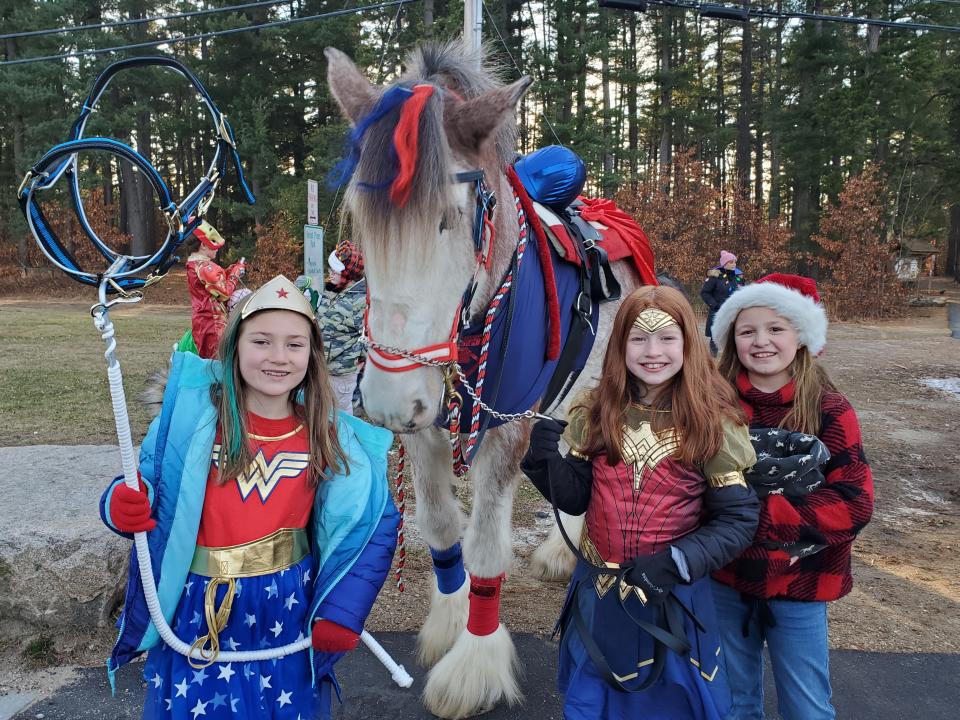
{"left": 524, "top": 418, "right": 568, "bottom": 467}
{"left": 623, "top": 549, "right": 683, "bottom": 606}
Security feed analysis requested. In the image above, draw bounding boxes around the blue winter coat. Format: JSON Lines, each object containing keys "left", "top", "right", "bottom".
{"left": 99, "top": 351, "right": 398, "bottom": 689}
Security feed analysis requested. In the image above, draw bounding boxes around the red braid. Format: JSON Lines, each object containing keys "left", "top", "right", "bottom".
{"left": 390, "top": 84, "right": 435, "bottom": 207}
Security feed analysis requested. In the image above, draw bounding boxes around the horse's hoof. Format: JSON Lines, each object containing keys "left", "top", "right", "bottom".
{"left": 417, "top": 574, "right": 470, "bottom": 668}
{"left": 422, "top": 625, "right": 521, "bottom": 719}
{"left": 529, "top": 533, "right": 577, "bottom": 582}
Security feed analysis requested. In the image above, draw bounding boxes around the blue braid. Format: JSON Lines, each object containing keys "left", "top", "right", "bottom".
{"left": 327, "top": 85, "right": 414, "bottom": 190}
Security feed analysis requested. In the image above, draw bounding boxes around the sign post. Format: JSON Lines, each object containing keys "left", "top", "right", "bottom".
{"left": 307, "top": 179, "right": 319, "bottom": 227}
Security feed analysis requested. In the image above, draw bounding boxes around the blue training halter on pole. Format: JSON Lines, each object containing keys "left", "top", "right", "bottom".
{"left": 17, "top": 56, "right": 255, "bottom": 294}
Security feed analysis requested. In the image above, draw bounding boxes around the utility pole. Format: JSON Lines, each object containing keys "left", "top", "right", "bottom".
{"left": 464, "top": 0, "right": 482, "bottom": 60}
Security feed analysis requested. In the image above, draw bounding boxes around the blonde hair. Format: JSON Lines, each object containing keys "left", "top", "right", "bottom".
{"left": 717, "top": 321, "right": 836, "bottom": 435}
{"left": 213, "top": 299, "right": 348, "bottom": 486}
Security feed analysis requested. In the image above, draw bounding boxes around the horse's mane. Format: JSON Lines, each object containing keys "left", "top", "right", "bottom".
{"left": 348, "top": 42, "right": 518, "bottom": 246}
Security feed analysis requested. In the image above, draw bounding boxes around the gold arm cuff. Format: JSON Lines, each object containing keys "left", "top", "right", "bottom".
{"left": 569, "top": 448, "right": 590, "bottom": 461}
{"left": 708, "top": 470, "right": 747, "bottom": 489}
{"left": 190, "top": 528, "right": 309, "bottom": 578}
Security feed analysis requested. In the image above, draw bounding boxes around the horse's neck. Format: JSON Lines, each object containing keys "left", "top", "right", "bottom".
{"left": 468, "top": 169, "right": 520, "bottom": 317}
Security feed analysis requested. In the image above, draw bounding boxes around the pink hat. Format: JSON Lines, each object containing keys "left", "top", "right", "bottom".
{"left": 719, "top": 250, "right": 737, "bottom": 267}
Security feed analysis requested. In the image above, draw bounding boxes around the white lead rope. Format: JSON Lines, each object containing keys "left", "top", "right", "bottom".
{"left": 94, "top": 303, "right": 411, "bottom": 686}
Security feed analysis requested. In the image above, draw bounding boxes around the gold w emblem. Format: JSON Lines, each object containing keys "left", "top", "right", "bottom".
{"left": 621, "top": 422, "right": 679, "bottom": 492}
{"left": 211, "top": 444, "right": 310, "bottom": 503}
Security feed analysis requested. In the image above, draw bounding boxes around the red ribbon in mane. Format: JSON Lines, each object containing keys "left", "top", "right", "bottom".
{"left": 390, "top": 84, "right": 435, "bottom": 207}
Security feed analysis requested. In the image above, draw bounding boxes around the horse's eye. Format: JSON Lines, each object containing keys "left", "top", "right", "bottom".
{"left": 439, "top": 218, "right": 448, "bottom": 233}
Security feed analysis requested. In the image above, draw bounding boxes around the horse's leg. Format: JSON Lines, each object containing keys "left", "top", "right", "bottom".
{"left": 403, "top": 427, "right": 470, "bottom": 668}
{"left": 529, "top": 511, "right": 583, "bottom": 581}
{"left": 423, "top": 425, "right": 523, "bottom": 719}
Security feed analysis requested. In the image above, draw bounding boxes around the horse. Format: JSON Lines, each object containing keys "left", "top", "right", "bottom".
{"left": 325, "top": 41, "right": 644, "bottom": 719}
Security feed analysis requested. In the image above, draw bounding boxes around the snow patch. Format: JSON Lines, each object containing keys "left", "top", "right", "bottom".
{"left": 921, "top": 377, "right": 960, "bottom": 399}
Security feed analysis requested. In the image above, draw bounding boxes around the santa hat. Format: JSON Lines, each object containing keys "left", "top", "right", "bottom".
{"left": 711, "top": 273, "right": 828, "bottom": 356}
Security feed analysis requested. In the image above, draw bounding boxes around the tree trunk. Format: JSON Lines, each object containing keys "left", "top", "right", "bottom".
{"left": 627, "top": 15, "right": 639, "bottom": 181}
{"left": 735, "top": 4, "right": 752, "bottom": 197}
{"left": 601, "top": 9, "right": 614, "bottom": 196}
{"left": 948, "top": 204, "right": 960, "bottom": 283}
{"left": 769, "top": 8, "right": 784, "bottom": 218}
{"left": 658, "top": 9, "right": 673, "bottom": 173}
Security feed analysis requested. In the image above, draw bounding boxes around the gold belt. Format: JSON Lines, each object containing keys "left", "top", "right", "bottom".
{"left": 189, "top": 527, "right": 309, "bottom": 578}
{"left": 187, "top": 528, "right": 309, "bottom": 668}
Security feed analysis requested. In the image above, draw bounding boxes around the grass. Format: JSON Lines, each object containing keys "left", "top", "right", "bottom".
{"left": 1, "top": 300, "right": 191, "bottom": 445}
{"left": 22, "top": 634, "right": 56, "bottom": 667}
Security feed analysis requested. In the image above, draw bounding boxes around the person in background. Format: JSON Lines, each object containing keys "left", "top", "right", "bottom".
{"left": 700, "top": 250, "right": 744, "bottom": 356}
{"left": 183, "top": 220, "right": 246, "bottom": 358}
{"left": 317, "top": 240, "right": 367, "bottom": 415}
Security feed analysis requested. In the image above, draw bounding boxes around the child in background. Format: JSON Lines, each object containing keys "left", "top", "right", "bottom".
{"left": 521, "top": 285, "right": 760, "bottom": 720}
{"left": 101, "top": 275, "right": 398, "bottom": 720}
{"left": 711, "top": 273, "right": 874, "bottom": 720}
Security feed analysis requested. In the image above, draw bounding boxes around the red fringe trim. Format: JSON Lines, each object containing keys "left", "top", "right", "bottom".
{"left": 506, "top": 165, "right": 561, "bottom": 360}
{"left": 390, "top": 85, "right": 435, "bottom": 208}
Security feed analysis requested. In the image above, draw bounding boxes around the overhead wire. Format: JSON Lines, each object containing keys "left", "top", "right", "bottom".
{"left": 0, "top": 0, "right": 423, "bottom": 67}
{"left": 481, "top": 0, "right": 564, "bottom": 147}
{"left": 0, "top": 0, "right": 295, "bottom": 41}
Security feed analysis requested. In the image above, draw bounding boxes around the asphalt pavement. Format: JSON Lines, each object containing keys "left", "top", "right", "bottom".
{"left": 9, "top": 633, "right": 959, "bottom": 719}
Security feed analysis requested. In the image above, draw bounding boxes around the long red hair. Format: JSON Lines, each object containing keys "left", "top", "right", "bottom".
{"left": 577, "top": 286, "right": 743, "bottom": 466}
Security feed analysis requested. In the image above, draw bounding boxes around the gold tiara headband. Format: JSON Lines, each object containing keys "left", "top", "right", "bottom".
{"left": 633, "top": 308, "right": 679, "bottom": 333}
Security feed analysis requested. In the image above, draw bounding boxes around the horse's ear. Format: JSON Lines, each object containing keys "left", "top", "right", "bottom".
{"left": 325, "top": 47, "right": 377, "bottom": 126}
{"left": 444, "top": 76, "right": 533, "bottom": 155}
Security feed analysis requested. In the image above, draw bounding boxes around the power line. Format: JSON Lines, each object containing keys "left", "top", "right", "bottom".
{"left": 0, "top": 0, "right": 422, "bottom": 67}
{"left": 0, "top": 0, "right": 293, "bottom": 42}
{"left": 634, "top": 0, "right": 960, "bottom": 33}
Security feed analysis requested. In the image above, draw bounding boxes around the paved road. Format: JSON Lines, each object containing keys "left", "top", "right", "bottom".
{"left": 11, "top": 633, "right": 959, "bottom": 719}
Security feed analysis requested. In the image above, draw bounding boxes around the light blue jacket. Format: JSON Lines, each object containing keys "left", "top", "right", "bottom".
{"left": 100, "top": 351, "right": 398, "bottom": 690}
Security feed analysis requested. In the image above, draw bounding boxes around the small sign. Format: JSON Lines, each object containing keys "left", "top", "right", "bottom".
{"left": 304, "top": 224, "right": 325, "bottom": 285}
{"left": 307, "top": 179, "right": 319, "bottom": 226}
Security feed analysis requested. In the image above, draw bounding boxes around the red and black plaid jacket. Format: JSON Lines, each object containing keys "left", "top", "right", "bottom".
{"left": 712, "top": 372, "right": 874, "bottom": 601}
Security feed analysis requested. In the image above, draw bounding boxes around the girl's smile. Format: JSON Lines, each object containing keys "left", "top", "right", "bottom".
{"left": 238, "top": 310, "right": 312, "bottom": 417}
{"left": 734, "top": 306, "right": 801, "bottom": 391}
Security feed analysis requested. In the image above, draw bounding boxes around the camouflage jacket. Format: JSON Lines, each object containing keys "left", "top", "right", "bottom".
{"left": 318, "top": 278, "right": 366, "bottom": 376}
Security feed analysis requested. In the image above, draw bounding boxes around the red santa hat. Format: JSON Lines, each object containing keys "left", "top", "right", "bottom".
{"left": 711, "top": 273, "right": 828, "bottom": 356}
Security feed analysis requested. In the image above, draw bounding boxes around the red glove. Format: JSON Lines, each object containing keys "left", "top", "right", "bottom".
{"left": 109, "top": 475, "right": 156, "bottom": 533}
{"left": 311, "top": 619, "right": 360, "bottom": 653}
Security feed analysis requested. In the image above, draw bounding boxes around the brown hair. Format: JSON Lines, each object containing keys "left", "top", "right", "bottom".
{"left": 578, "top": 286, "right": 743, "bottom": 466}
{"left": 717, "top": 316, "right": 837, "bottom": 435}
{"left": 213, "top": 300, "right": 349, "bottom": 487}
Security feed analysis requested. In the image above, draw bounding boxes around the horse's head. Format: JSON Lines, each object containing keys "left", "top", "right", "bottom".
{"left": 326, "top": 43, "right": 531, "bottom": 432}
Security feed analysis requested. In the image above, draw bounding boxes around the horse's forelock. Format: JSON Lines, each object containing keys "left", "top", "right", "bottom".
{"left": 348, "top": 42, "right": 518, "bottom": 250}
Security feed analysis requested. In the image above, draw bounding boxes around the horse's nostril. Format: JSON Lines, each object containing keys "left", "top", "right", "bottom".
{"left": 404, "top": 419, "right": 417, "bottom": 430}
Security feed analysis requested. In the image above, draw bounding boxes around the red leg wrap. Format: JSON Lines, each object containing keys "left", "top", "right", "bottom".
{"left": 466, "top": 574, "right": 504, "bottom": 637}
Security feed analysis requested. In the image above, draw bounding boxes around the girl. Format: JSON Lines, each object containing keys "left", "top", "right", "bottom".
{"left": 710, "top": 273, "right": 874, "bottom": 720}
{"left": 100, "top": 274, "right": 399, "bottom": 720}
{"left": 521, "top": 285, "right": 760, "bottom": 720}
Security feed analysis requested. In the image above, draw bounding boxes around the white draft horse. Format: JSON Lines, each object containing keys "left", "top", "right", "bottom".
{"left": 326, "top": 42, "right": 641, "bottom": 718}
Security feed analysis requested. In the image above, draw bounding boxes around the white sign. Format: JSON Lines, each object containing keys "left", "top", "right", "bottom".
{"left": 307, "top": 179, "right": 319, "bottom": 226}
{"left": 304, "top": 225, "right": 325, "bottom": 286}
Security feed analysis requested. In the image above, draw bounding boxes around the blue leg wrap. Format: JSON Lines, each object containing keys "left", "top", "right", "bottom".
{"left": 430, "top": 543, "right": 466, "bottom": 595}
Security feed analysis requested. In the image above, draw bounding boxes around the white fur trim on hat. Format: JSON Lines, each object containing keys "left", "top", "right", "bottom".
{"left": 711, "top": 281, "right": 828, "bottom": 356}
{"left": 328, "top": 250, "right": 345, "bottom": 273}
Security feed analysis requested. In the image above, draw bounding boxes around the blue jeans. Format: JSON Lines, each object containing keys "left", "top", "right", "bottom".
{"left": 711, "top": 580, "right": 836, "bottom": 720}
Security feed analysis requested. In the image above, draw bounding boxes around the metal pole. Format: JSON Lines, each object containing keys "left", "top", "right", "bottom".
{"left": 463, "top": 0, "right": 482, "bottom": 58}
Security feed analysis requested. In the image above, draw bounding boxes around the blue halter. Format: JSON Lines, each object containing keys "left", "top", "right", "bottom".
{"left": 17, "top": 56, "right": 255, "bottom": 294}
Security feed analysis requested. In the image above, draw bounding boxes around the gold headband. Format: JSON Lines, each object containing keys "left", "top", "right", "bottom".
{"left": 633, "top": 308, "right": 679, "bottom": 333}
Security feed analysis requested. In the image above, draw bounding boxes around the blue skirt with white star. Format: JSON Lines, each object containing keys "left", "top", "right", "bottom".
{"left": 143, "top": 555, "right": 323, "bottom": 720}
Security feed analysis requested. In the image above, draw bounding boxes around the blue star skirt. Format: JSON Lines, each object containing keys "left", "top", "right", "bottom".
{"left": 143, "top": 556, "right": 322, "bottom": 720}
{"left": 557, "top": 563, "right": 731, "bottom": 720}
